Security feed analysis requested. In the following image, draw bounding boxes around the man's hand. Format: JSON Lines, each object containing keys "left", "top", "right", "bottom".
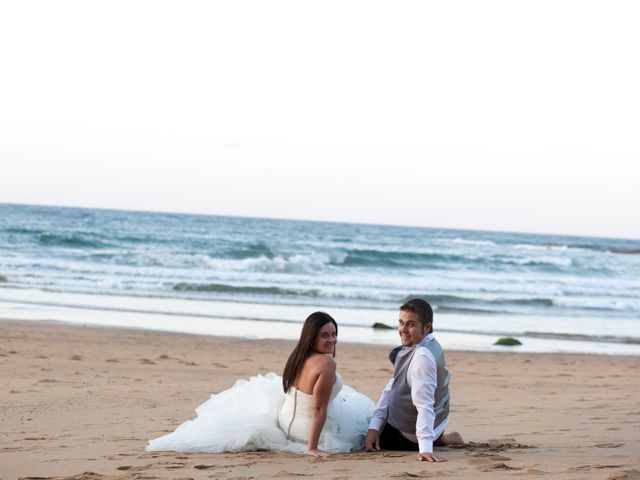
{"left": 365, "top": 429, "right": 381, "bottom": 451}
{"left": 417, "top": 452, "right": 447, "bottom": 462}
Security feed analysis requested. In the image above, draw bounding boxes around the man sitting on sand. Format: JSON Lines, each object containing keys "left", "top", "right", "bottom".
{"left": 365, "top": 298, "right": 464, "bottom": 462}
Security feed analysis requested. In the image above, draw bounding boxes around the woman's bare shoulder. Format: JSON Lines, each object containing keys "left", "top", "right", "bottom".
{"left": 305, "top": 353, "right": 336, "bottom": 373}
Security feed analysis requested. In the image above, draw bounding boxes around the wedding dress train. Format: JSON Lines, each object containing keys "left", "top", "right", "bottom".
{"left": 146, "top": 372, "right": 374, "bottom": 453}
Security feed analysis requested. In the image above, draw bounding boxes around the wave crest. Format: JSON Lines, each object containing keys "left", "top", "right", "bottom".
{"left": 38, "top": 232, "right": 110, "bottom": 249}
{"left": 173, "top": 282, "right": 320, "bottom": 297}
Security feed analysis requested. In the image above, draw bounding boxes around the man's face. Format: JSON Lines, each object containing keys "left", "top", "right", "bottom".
{"left": 398, "top": 309, "right": 429, "bottom": 347}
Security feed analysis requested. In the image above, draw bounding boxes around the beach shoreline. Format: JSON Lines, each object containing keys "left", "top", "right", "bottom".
{"left": 3, "top": 288, "right": 639, "bottom": 357}
{"left": 1, "top": 318, "right": 639, "bottom": 480}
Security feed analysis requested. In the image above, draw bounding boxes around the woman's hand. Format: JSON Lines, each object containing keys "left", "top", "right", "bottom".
{"left": 307, "top": 448, "right": 330, "bottom": 458}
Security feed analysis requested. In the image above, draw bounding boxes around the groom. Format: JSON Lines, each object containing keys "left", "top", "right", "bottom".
{"left": 365, "top": 298, "right": 463, "bottom": 462}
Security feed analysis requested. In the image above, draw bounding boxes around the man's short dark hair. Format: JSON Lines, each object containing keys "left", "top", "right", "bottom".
{"left": 400, "top": 298, "right": 433, "bottom": 328}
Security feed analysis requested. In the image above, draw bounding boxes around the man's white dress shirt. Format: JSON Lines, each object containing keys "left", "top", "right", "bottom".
{"left": 368, "top": 334, "right": 448, "bottom": 454}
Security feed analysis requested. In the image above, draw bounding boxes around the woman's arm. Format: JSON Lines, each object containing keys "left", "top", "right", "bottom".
{"left": 307, "top": 358, "right": 336, "bottom": 457}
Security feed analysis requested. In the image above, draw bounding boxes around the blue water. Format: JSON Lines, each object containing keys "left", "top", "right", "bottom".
{"left": 1, "top": 203, "right": 639, "bottom": 354}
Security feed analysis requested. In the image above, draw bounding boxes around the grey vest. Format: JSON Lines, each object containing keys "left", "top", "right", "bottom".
{"left": 386, "top": 336, "right": 451, "bottom": 434}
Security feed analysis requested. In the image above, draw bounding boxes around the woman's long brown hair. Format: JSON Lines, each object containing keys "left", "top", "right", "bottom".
{"left": 282, "top": 311, "right": 337, "bottom": 393}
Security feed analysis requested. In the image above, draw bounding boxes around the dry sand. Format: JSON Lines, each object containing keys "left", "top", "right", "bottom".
{"left": 1, "top": 319, "right": 639, "bottom": 480}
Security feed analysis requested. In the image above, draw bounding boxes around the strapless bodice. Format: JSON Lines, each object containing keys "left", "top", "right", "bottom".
{"left": 278, "top": 373, "right": 343, "bottom": 443}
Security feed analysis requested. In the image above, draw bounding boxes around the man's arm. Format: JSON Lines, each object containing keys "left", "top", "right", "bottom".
{"left": 368, "top": 376, "right": 393, "bottom": 431}
{"left": 365, "top": 377, "right": 393, "bottom": 451}
{"left": 410, "top": 349, "right": 446, "bottom": 462}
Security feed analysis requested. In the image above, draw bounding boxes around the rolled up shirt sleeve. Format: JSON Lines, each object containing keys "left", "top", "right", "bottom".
{"left": 368, "top": 377, "right": 394, "bottom": 432}
{"left": 409, "top": 348, "right": 438, "bottom": 454}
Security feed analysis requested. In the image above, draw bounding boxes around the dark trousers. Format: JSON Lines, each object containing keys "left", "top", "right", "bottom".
{"left": 379, "top": 423, "right": 444, "bottom": 451}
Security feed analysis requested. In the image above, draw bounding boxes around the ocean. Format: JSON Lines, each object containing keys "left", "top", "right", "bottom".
{"left": 1, "top": 203, "right": 639, "bottom": 355}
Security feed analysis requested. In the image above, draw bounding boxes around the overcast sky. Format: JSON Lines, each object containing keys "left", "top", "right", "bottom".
{"left": 1, "top": 1, "right": 638, "bottom": 239}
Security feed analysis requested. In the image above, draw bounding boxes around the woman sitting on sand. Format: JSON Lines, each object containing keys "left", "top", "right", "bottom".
{"left": 146, "top": 312, "right": 374, "bottom": 457}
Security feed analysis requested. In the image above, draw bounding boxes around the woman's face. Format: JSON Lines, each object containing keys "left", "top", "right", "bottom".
{"left": 313, "top": 321, "right": 337, "bottom": 355}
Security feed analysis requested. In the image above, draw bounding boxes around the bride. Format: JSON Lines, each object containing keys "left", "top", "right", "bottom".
{"left": 146, "top": 312, "right": 375, "bottom": 457}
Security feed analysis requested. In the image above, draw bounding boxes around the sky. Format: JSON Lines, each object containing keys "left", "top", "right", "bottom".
{"left": 1, "top": 1, "right": 639, "bottom": 239}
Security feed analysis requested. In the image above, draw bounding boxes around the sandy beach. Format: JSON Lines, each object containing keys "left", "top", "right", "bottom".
{"left": 1, "top": 319, "right": 639, "bottom": 480}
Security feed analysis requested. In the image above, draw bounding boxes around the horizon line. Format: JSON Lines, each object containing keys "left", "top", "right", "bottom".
{"left": 1, "top": 200, "right": 638, "bottom": 242}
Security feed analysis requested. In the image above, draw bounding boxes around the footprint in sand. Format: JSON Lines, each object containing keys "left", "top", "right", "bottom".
{"left": 454, "top": 438, "right": 534, "bottom": 452}
{"left": 37, "top": 378, "right": 62, "bottom": 384}
{"left": 105, "top": 453, "right": 135, "bottom": 460}
{"left": 70, "top": 355, "right": 83, "bottom": 361}
{"left": 272, "top": 471, "right": 312, "bottom": 477}
{"left": 521, "top": 468, "right": 548, "bottom": 475}
{"left": 565, "top": 464, "right": 623, "bottom": 472}
{"left": 607, "top": 470, "right": 640, "bottom": 480}
{"left": 116, "top": 467, "right": 163, "bottom": 479}
{"left": 384, "top": 472, "right": 430, "bottom": 478}
{"left": 179, "top": 360, "right": 198, "bottom": 366}
{"left": 228, "top": 461, "right": 258, "bottom": 467}
{"left": 468, "top": 452, "right": 511, "bottom": 461}
{"left": 467, "top": 457, "right": 487, "bottom": 465}
{"left": 382, "top": 452, "right": 406, "bottom": 458}
{"left": 140, "top": 358, "right": 156, "bottom": 365}
{"left": 21, "top": 474, "right": 105, "bottom": 480}
{"left": 479, "top": 462, "right": 522, "bottom": 472}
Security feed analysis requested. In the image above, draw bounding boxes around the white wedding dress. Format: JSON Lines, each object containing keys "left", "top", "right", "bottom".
{"left": 146, "top": 372, "right": 374, "bottom": 453}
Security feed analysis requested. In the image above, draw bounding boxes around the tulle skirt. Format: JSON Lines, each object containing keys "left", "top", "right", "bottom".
{"left": 146, "top": 372, "right": 375, "bottom": 453}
